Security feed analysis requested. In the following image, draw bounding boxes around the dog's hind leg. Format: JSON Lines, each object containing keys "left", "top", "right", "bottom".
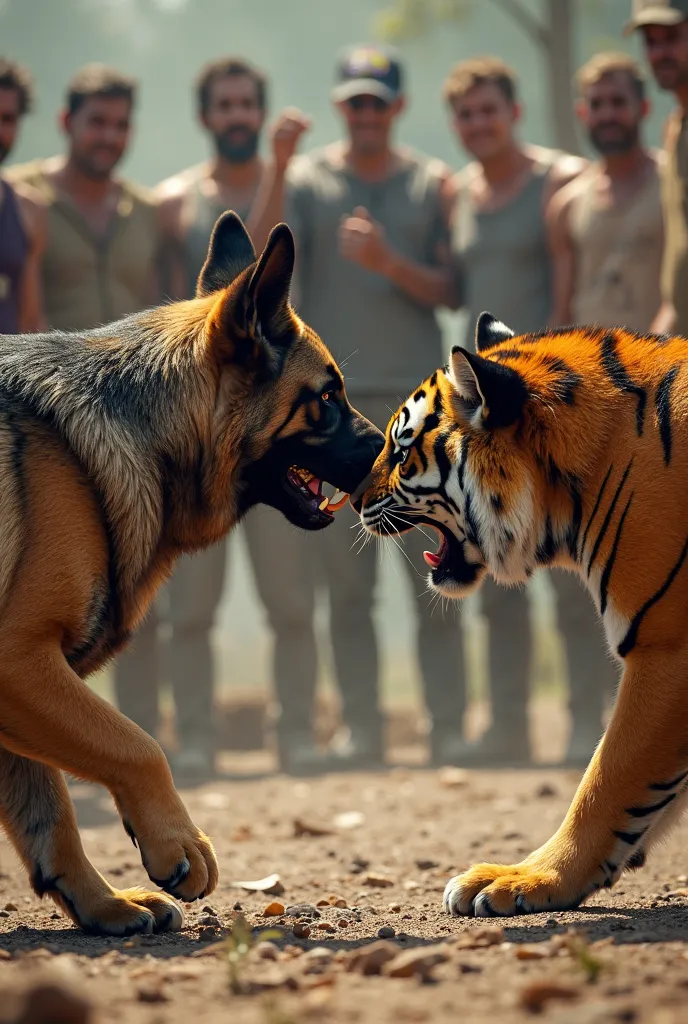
{"left": 0, "top": 743, "right": 186, "bottom": 935}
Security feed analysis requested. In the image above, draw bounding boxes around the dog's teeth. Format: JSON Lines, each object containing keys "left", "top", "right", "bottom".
{"left": 319, "top": 498, "right": 329, "bottom": 511}
{"left": 328, "top": 490, "right": 349, "bottom": 512}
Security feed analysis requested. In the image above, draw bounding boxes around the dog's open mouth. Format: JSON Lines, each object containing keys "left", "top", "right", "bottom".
{"left": 286, "top": 466, "right": 349, "bottom": 521}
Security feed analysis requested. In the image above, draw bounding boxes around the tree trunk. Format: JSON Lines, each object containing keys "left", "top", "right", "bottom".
{"left": 544, "top": 0, "right": 580, "bottom": 154}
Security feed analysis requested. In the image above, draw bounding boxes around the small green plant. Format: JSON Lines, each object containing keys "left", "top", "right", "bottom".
{"left": 561, "top": 929, "right": 604, "bottom": 984}
{"left": 221, "top": 914, "right": 283, "bottom": 994}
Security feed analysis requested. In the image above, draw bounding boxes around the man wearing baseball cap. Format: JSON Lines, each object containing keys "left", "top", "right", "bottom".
{"left": 247, "top": 45, "right": 468, "bottom": 771}
{"left": 627, "top": 0, "right": 688, "bottom": 333}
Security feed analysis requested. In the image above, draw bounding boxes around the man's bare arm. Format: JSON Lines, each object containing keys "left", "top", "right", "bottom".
{"left": 153, "top": 182, "right": 189, "bottom": 301}
{"left": 15, "top": 184, "right": 47, "bottom": 332}
{"left": 246, "top": 108, "right": 311, "bottom": 252}
{"left": 545, "top": 182, "right": 577, "bottom": 326}
{"left": 651, "top": 301, "right": 677, "bottom": 334}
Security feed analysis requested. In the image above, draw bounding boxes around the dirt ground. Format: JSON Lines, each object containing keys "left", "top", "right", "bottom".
{"left": 1, "top": 701, "right": 688, "bottom": 1024}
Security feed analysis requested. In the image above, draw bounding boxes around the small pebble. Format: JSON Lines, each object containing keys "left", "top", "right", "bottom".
{"left": 388, "top": 903, "right": 401, "bottom": 913}
{"left": 255, "top": 941, "right": 279, "bottom": 961}
{"left": 415, "top": 859, "right": 439, "bottom": 871}
{"left": 233, "top": 902, "right": 243, "bottom": 911}
{"left": 198, "top": 915, "right": 220, "bottom": 927}
{"left": 263, "top": 901, "right": 286, "bottom": 917}
{"left": 285, "top": 903, "right": 321, "bottom": 919}
{"left": 198, "top": 926, "right": 216, "bottom": 942}
{"left": 293, "top": 923, "right": 311, "bottom": 939}
{"left": 317, "top": 921, "right": 336, "bottom": 932}
{"left": 4, "top": 903, "right": 18, "bottom": 912}
{"left": 137, "top": 982, "right": 170, "bottom": 1004}
{"left": 378, "top": 926, "right": 395, "bottom": 939}
{"left": 337, "top": 919, "right": 349, "bottom": 928}
{"left": 202, "top": 904, "right": 217, "bottom": 915}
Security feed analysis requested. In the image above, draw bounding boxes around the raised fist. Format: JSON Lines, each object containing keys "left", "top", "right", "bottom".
{"left": 271, "top": 107, "right": 311, "bottom": 171}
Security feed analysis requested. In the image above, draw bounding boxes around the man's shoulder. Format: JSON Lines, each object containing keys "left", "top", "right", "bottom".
{"left": 545, "top": 168, "right": 588, "bottom": 226}
{"left": 154, "top": 164, "right": 205, "bottom": 201}
{"left": 393, "top": 144, "right": 449, "bottom": 175}
{"left": 287, "top": 146, "right": 335, "bottom": 181}
{"left": 4, "top": 157, "right": 51, "bottom": 192}
{"left": 118, "top": 176, "right": 155, "bottom": 207}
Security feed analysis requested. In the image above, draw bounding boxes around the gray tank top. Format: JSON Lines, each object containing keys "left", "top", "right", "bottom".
{"left": 452, "top": 156, "right": 557, "bottom": 347}
{"left": 182, "top": 178, "right": 252, "bottom": 297}
{"left": 0, "top": 180, "right": 29, "bottom": 334}
{"left": 286, "top": 148, "right": 449, "bottom": 397}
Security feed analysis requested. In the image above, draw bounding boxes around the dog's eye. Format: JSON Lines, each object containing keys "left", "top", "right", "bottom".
{"left": 321, "top": 391, "right": 332, "bottom": 404}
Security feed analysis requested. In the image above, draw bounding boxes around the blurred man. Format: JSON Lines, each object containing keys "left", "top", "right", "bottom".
{"left": 444, "top": 57, "right": 614, "bottom": 766}
{"left": 248, "top": 44, "right": 467, "bottom": 770}
{"left": 121, "top": 58, "right": 307, "bottom": 781}
{"left": 627, "top": 0, "right": 688, "bottom": 334}
{"left": 0, "top": 58, "right": 45, "bottom": 333}
{"left": 7, "top": 64, "right": 158, "bottom": 330}
{"left": 548, "top": 52, "right": 663, "bottom": 331}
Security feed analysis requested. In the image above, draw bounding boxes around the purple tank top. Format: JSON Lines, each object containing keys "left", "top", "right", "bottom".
{"left": 0, "top": 180, "right": 29, "bottom": 334}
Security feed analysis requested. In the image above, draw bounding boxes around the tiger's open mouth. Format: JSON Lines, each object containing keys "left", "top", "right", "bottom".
{"left": 423, "top": 527, "right": 449, "bottom": 569}
{"left": 420, "top": 522, "right": 484, "bottom": 590}
{"left": 285, "top": 466, "right": 349, "bottom": 523}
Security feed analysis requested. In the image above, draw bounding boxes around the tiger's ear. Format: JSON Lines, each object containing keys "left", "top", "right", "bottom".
{"left": 475, "top": 311, "right": 515, "bottom": 352}
{"left": 449, "top": 346, "right": 527, "bottom": 429}
{"left": 196, "top": 211, "right": 256, "bottom": 297}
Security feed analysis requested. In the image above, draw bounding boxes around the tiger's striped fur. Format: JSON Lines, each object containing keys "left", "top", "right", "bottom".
{"left": 357, "top": 311, "right": 688, "bottom": 917}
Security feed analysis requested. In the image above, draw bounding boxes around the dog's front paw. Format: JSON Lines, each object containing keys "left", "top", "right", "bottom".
{"left": 443, "top": 861, "right": 585, "bottom": 918}
{"left": 53, "top": 884, "right": 185, "bottom": 936}
{"left": 126, "top": 816, "right": 218, "bottom": 902}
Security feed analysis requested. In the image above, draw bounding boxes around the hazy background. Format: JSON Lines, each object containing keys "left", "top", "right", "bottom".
{"left": 0, "top": 0, "right": 658, "bottom": 711}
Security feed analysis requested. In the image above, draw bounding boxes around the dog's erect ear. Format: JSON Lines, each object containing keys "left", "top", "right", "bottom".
{"left": 196, "top": 211, "right": 256, "bottom": 297}
{"left": 206, "top": 222, "right": 298, "bottom": 372}
{"left": 475, "top": 311, "right": 515, "bottom": 352}
{"left": 449, "top": 346, "right": 527, "bottom": 429}
{"left": 242, "top": 223, "right": 295, "bottom": 340}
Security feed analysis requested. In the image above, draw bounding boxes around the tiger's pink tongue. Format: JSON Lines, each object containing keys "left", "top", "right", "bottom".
{"left": 423, "top": 551, "right": 442, "bottom": 568}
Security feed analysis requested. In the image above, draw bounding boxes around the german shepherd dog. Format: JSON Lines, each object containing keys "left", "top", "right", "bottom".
{"left": 0, "top": 213, "right": 383, "bottom": 936}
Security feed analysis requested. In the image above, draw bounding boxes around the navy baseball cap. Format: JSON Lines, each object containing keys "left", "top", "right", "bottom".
{"left": 331, "top": 44, "right": 404, "bottom": 104}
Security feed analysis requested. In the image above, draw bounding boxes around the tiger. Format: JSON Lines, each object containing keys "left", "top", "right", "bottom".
{"left": 354, "top": 309, "right": 688, "bottom": 917}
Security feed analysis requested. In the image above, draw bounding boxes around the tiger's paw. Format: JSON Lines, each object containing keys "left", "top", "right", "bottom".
{"left": 54, "top": 885, "right": 185, "bottom": 936}
{"left": 443, "top": 862, "right": 584, "bottom": 917}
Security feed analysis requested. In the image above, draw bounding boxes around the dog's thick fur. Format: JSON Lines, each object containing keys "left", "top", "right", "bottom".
{"left": 0, "top": 213, "right": 383, "bottom": 936}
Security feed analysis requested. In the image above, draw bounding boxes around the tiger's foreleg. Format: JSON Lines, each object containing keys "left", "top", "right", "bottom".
{"left": 444, "top": 648, "right": 688, "bottom": 916}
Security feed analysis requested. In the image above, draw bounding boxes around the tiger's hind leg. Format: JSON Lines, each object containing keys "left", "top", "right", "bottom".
{"left": 443, "top": 649, "right": 688, "bottom": 916}
{"left": 0, "top": 744, "right": 184, "bottom": 935}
